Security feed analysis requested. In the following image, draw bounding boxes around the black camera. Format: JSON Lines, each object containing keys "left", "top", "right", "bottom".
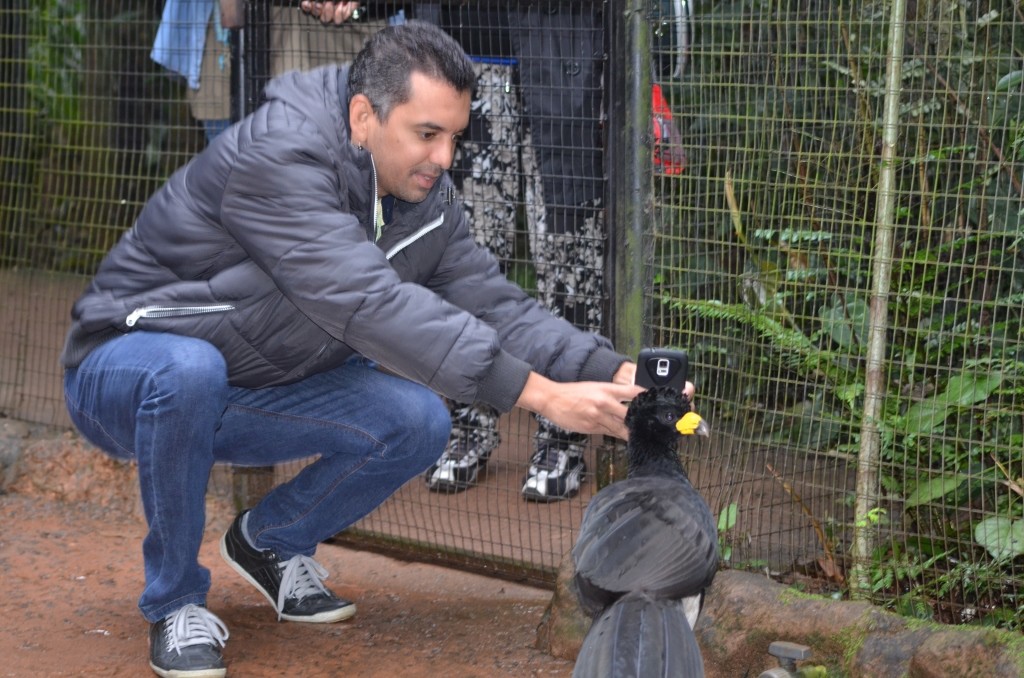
{"left": 634, "top": 348, "right": 689, "bottom": 391}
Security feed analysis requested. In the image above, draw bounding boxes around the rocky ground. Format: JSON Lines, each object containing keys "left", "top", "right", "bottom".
{"left": 0, "top": 422, "right": 573, "bottom": 677}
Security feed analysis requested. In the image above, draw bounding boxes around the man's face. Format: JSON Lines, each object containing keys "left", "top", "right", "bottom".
{"left": 360, "top": 72, "right": 470, "bottom": 202}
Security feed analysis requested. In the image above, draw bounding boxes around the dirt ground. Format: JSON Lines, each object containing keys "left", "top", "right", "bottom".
{"left": 0, "top": 433, "right": 576, "bottom": 678}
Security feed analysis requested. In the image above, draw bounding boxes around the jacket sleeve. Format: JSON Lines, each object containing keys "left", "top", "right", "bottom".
{"left": 218, "top": 124, "right": 533, "bottom": 410}
{"left": 428, "top": 203, "right": 628, "bottom": 387}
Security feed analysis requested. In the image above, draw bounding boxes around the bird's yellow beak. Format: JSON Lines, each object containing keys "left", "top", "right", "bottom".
{"left": 676, "top": 412, "right": 710, "bottom": 437}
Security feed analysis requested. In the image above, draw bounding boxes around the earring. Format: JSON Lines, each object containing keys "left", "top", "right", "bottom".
{"left": 356, "top": 143, "right": 364, "bottom": 151}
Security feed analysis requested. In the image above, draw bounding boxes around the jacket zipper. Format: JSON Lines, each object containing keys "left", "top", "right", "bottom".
{"left": 125, "top": 304, "right": 236, "bottom": 327}
{"left": 370, "top": 155, "right": 382, "bottom": 242}
{"left": 385, "top": 215, "right": 445, "bottom": 260}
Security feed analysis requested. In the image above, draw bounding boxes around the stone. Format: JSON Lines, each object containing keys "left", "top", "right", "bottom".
{"left": 539, "top": 562, "right": 1024, "bottom": 677}
{"left": 534, "top": 550, "right": 590, "bottom": 662}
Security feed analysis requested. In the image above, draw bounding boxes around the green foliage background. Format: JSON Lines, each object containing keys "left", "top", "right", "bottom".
{"left": 652, "top": 0, "right": 1024, "bottom": 628}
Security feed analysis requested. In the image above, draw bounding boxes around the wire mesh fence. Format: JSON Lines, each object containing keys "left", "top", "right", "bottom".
{"left": 2, "top": 0, "right": 1023, "bottom": 629}
{"left": 657, "top": 0, "right": 1024, "bottom": 628}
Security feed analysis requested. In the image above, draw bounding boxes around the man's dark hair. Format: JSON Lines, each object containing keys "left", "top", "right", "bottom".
{"left": 348, "top": 20, "right": 475, "bottom": 121}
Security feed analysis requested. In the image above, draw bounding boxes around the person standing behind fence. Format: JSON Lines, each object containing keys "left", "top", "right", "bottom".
{"left": 61, "top": 22, "right": 662, "bottom": 678}
{"left": 152, "top": 0, "right": 395, "bottom": 144}
{"left": 433, "top": 2, "right": 607, "bottom": 502}
{"left": 151, "top": 0, "right": 234, "bottom": 142}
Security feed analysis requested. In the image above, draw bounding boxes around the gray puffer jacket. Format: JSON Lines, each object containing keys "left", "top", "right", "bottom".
{"left": 60, "top": 65, "right": 626, "bottom": 412}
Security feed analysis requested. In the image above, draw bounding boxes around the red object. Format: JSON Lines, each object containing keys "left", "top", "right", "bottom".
{"left": 652, "top": 83, "right": 686, "bottom": 174}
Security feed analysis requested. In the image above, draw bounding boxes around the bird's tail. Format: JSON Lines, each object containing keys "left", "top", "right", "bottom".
{"left": 572, "top": 591, "right": 704, "bottom": 678}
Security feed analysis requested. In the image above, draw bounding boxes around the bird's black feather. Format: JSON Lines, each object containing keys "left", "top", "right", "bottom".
{"left": 571, "top": 387, "right": 717, "bottom": 678}
{"left": 572, "top": 592, "right": 705, "bottom": 678}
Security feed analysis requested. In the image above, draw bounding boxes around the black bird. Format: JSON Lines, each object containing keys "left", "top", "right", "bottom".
{"left": 571, "top": 386, "right": 717, "bottom": 678}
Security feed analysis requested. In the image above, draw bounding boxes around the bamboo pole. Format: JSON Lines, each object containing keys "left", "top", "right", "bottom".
{"left": 850, "top": 0, "right": 907, "bottom": 597}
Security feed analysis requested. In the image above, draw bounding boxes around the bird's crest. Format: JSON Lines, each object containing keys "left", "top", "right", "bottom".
{"left": 626, "top": 386, "right": 689, "bottom": 431}
{"left": 626, "top": 386, "right": 709, "bottom": 444}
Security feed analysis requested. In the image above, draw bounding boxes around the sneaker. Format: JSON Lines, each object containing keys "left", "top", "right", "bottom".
{"left": 521, "top": 443, "right": 586, "bottom": 502}
{"left": 424, "top": 437, "right": 493, "bottom": 493}
{"left": 149, "top": 604, "right": 228, "bottom": 678}
{"left": 220, "top": 512, "right": 357, "bottom": 623}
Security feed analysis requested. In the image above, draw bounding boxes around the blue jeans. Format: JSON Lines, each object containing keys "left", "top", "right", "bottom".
{"left": 63, "top": 332, "right": 450, "bottom": 622}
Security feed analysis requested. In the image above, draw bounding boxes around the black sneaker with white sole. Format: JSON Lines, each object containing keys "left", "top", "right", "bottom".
{"left": 520, "top": 443, "right": 586, "bottom": 502}
{"left": 149, "top": 604, "right": 228, "bottom": 678}
{"left": 220, "top": 511, "right": 357, "bottom": 623}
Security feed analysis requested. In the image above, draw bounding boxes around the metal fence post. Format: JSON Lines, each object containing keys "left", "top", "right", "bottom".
{"left": 607, "top": 0, "right": 653, "bottom": 359}
{"left": 231, "top": 0, "right": 271, "bottom": 122}
{"left": 602, "top": 0, "right": 653, "bottom": 489}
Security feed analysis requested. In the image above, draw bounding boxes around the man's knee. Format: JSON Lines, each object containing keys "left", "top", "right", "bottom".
{"left": 398, "top": 386, "right": 451, "bottom": 458}
{"left": 150, "top": 337, "right": 229, "bottom": 399}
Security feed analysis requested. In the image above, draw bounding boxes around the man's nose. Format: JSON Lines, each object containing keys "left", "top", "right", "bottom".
{"left": 432, "top": 138, "right": 457, "bottom": 170}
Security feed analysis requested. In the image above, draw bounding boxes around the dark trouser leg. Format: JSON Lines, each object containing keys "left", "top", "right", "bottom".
{"left": 426, "top": 59, "right": 521, "bottom": 491}
{"left": 512, "top": 5, "right": 605, "bottom": 499}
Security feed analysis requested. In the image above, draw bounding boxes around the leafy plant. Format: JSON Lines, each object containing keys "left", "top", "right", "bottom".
{"left": 717, "top": 502, "right": 738, "bottom": 564}
{"left": 27, "top": 0, "right": 85, "bottom": 124}
{"left": 653, "top": 0, "right": 1024, "bottom": 628}
{"left": 974, "top": 517, "right": 1024, "bottom": 560}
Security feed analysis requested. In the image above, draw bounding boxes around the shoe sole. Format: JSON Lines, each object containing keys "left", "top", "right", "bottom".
{"left": 149, "top": 661, "right": 226, "bottom": 678}
{"left": 219, "top": 534, "right": 357, "bottom": 624}
{"left": 521, "top": 486, "right": 579, "bottom": 503}
{"left": 425, "top": 478, "right": 474, "bottom": 493}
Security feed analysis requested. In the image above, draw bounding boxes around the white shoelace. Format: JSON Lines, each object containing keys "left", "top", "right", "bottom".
{"left": 163, "top": 604, "right": 229, "bottom": 654}
{"left": 276, "top": 555, "right": 331, "bottom": 618}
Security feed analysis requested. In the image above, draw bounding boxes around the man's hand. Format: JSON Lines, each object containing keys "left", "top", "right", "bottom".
{"left": 516, "top": 366, "right": 699, "bottom": 440}
{"left": 299, "top": 1, "right": 361, "bottom": 25}
{"left": 611, "top": 361, "right": 637, "bottom": 385}
{"left": 516, "top": 372, "right": 644, "bottom": 441}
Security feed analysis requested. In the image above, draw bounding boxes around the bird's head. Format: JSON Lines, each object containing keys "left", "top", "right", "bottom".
{"left": 625, "top": 386, "right": 710, "bottom": 444}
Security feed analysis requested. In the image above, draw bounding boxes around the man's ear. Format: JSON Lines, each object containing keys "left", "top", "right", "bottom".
{"left": 349, "top": 94, "right": 375, "bottom": 146}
